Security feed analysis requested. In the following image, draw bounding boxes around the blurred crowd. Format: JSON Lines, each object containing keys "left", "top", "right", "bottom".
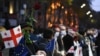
{"left": 0, "top": 24, "right": 100, "bottom": 56}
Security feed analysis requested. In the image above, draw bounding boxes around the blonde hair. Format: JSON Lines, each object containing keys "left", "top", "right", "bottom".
{"left": 0, "top": 26, "right": 6, "bottom": 43}
{"left": 0, "top": 26, "right": 6, "bottom": 32}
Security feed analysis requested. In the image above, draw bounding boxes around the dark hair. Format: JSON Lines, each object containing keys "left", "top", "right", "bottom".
{"left": 43, "top": 29, "right": 54, "bottom": 39}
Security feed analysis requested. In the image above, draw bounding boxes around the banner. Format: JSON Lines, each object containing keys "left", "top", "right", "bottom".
{"left": 0, "top": 25, "right": 23, "bottom": 48}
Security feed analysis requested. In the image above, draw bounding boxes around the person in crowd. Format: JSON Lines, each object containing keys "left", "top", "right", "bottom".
{"left": 36, "top": 50, "right": 47, "bottom": 56}
{"left": 31, "top": 28, "right": 44, "bottom": 42}
{"left": 62, "top": 29, "right": 75, "bottom": 56}
{"left": 84, "top": 29, "right": 96, "bottom": 56}
{"left": 22, "top": 24, "right": 39, "bottom": 55}
{"left": 90, "top": 28, "right": 98, "bottom": 56}
{"left": 95, "top": 29, "right": 100, "bottom": 56}
{"left": 9, "top": 24, "right": 39, "bottom": 56}
{"left": 59, "top": 24, "right": 67, "bottom": 38}
{"left": 57, "top": 24, "right": 67, "bottom": 55}
{"left": 53, "top": 24, "right": 66, "bottom": 51}
{"left": 53, "top": 26, "right": 65, "bottom": 56}
{"left": 35, "top": 28, "right": 54, "bottom": 56}
{"left": 73, "top": 32, "right": 83, "bottom": 56}
{"left": 78, "top": 31, "right": 89, "bottom": 56}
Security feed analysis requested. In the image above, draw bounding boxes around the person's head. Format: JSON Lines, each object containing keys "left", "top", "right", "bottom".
{"left": 54, "top": 27, "right": 60, "bottom": 37}
{"left": 68, "top": 29, "right": 76, "bottom": 37}
{"left": 0, "top": 26, "right": 6, "bottom": 47}
{"left": 0, "top": 26, "right": 6, "bottom": 32}
{"left": 86, "top": 29, "right": 93, "bottom": 36}
{"left": 43, "top": 29, "right": 54, "bottom": 40}
{"left": 59, "top": 24, "right": 67, "bottom": 36}
{"left": 36, "top": 50, "right": 46, "bottom": 56}
{"left": 73, "top": 32, "right": 80, "bottom": 41}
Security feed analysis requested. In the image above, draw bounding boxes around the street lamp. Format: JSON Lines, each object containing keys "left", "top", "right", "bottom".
{"left": 81, "top": 3, "right": 86, "bottom": 8}
{"left": 9, "top": 1, "right": 14, "bottom": 14}
{"left": 90, "top": 14, "right": 93, "bottom": 18}
{"left": 86, "top": 11, "right": 91, "bottom": 15}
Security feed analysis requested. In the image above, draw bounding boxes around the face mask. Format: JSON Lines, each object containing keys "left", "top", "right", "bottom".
{"left": 61, "top": 30, "right": 66, "bottom": 36}
{"left": 54, "top": 32, "right": 60, "bottom": 37}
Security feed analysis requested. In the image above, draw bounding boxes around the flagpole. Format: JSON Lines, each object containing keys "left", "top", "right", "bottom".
{"left": 22, "top": 4, "right": 36, "bottom": 55}
{"left": 24, "top": 42, "right": 34, "bottom": 55}
{"left": 23, "top": 29, "right": 36, "bottom": 55}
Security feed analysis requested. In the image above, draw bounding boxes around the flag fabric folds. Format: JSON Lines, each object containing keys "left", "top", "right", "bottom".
{"left": 73, "top": 41, "right": 83, "bottom": 56}
{"left": 45, "top": 39, "right": 55, "bottom": 52}
{"left": 0, "top": 25, "right": 23, "bottom": 48}
{"left": 67, "top": 46, "right": 74, "bottom": 53}
{"left": 12, "top": 37, "right": 29, "bottom": 56}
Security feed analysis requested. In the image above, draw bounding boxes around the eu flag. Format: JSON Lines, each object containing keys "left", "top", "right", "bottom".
{"left": 12, "top": 37, "right": 29, "bottom": 56}
{"left": 45, "top": 39, "right": 55, "bottom": 52}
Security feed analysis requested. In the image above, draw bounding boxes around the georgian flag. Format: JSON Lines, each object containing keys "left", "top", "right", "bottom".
{"left": 67, "top": 46, "right": 83, "bottom": 56}
{"left": 67, "top": 46, "right": 74, "bottom": 53}
{"left": 0, "top": 25, "right": 23, "bottom": 48}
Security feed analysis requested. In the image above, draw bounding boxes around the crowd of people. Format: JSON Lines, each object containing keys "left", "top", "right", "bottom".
{"left": 0, "top": 23, "right": 100, "bottom": 56}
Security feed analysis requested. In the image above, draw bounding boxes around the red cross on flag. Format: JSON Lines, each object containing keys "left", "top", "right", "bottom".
{"left": 0, "top": 25, "right": 23, "bottom": 48}
{"left": 67, "top": 46, "right": 74, "bottom": 53}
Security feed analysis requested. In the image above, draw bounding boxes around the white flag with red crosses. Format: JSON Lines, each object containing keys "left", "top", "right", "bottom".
{"left": 0, "top": 25, "right": 23, "bottom": 48}
{"left": 67, "top": 46, "right": 74, "bottom": 53}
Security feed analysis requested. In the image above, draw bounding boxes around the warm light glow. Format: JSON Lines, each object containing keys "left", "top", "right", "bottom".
{"left": 86, "top": 11, "right": 91, "bottom": 15}
{"left": 70, "top": 22, "right": 74, "bottom": 27}
{"left": 48, "top": 22, "right": 53, "bottom": 27}
{"left": 75, "top": 20, "right": 78, "bottom": 24}
{"left": 75, "top": 25, "right": 78, "bottom": 29}
{"left": 91, "top": 19, "right": 95, "bottom": 23}
{"left": 81, "top": 3, "right": 86, "bottom": 8}
{"left": 55, "top": 18, "right": 58, "bottom": 23}
{"left": 65, "top": 10, "right": 68, "bottom": 14}
{"left": 51, "top": 16, "right": 54, "bottom": 23}
{"left": 65, "top": 19, "right": 69, "bottom": 25}
{"left": 51, "top": 3, "right": 55, "bottom": 9}
{"left": 52, "top": 10, "right": 54, "bottom": 14}
{"left": 48, "top": 8, "right": 51, "bottom": 12}
{"left": 60, "top": 19, "right": 63, "bottom": 24}
{"left": 83, "top": 3, "right": 86, "bottom": 6}
{"left": 61, "top": 6, "right": 64, "bottom": 9}
{"left": 90, "top": 14, "right": 93, "bottom": 18}
{"left": 9, "top": 1, "right": 14, "bottom": 14}
{"left": 57, "top": 2, "right": 61, "bottom": 7}
{"left": 46, "top": 14, "right": 49, "bottom": 21}
{"left": 71, "top": 13, "right": 73, "bottom": 16}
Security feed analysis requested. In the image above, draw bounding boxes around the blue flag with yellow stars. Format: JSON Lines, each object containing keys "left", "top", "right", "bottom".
{"left": 12, "top": 37, "right": 29, "bottom": 56}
